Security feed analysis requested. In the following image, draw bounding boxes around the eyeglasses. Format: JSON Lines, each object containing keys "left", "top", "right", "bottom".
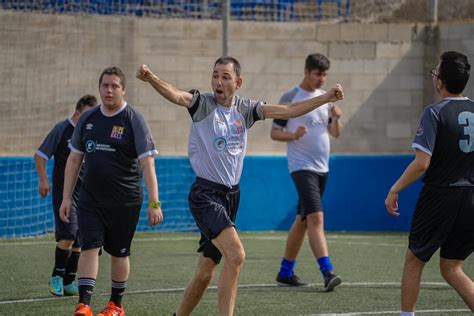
{"left": 430, "top": 69, "right": 441, "bottom": 79}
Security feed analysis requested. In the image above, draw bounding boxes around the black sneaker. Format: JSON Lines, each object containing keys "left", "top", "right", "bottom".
{"left": 276, "top": 274, "right": 308, "bottom": 287}
{"left": 323, "top": 272, "right": 342, "bottom": 292}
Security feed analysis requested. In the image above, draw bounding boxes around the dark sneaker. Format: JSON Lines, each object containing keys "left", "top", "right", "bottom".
{"left": 323, "top": 272, "right": 342, "bottom": 292}
{"left": 276, "top": 274, "right": 308, "bottom": 287}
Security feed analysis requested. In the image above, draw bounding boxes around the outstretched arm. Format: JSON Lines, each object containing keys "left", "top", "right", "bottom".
{"left": 136, "top": 64, "right": 193, "bottom": 108}
{"left": 385, "top": 150, "right": 431, "bottom": 216}
{"left": 263, "top": 84, "right": 344, "bottom": 119}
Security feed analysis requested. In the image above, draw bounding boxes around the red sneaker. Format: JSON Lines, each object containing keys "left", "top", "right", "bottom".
{"left": 97, "top": 301, "right": 125, "bottom": 316}
{"left": 73, "top": 303, "right": 93, "bottom": 316}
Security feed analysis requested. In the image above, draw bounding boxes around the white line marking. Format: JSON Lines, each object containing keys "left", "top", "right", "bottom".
{"left": 311, "top": 308, "right": 470, "bottom": 315}
{"left": 0, "top": 234, "right": 407, "bottom": 246}
{"left": 0, "top": 282, "right": 451, "bottom": 306}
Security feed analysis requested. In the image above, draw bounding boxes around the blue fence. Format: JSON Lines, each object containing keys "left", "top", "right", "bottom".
{"left": 0, "top": 155, "right": 421, "bottom": 238}
{"left": 0, "top": 0, "right": 350, "bottom": 21}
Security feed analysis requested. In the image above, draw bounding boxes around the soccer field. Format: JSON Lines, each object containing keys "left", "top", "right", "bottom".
{"left": 0, "top": 232, "right": 472, "bottom": 315}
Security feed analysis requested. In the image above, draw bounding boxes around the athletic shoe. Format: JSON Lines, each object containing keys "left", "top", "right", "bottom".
{"left": 98, "top": 301, "right": 125, "bottom": 316}
{"left": 49, "top": 275, "right": 64, "bottom": 296}
{"left": 73, "top": 303, "right": 93, "bottom": 316}
{"left": 323, "top": 272, "right": 342, "bottom": 292}
{"left": 276, "top": 274, "right": 308, "bottom": 287}
{"left": 64, "top": 281, "right": 79, "bottom": 296}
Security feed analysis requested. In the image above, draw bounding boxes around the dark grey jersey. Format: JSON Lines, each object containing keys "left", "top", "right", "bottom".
{"left": 413, "top": 97, "right": 474, "bottom": 186}
{"left": 37, "top": 118, "right": 82, "bottom": 206}
{"left": 70, "top": 103, "right": 158, "bottom": 206}
{"left": 187, "top": 91, "right": 265, "bottom": 187}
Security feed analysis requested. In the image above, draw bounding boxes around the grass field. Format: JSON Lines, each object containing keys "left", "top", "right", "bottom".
{"left": 0, "top": 232, "right": 472, "bottom": 315}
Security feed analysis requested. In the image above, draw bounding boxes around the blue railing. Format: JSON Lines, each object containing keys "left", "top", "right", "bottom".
{"left": 1, "top": 0, "right": 350, "bottom": 21}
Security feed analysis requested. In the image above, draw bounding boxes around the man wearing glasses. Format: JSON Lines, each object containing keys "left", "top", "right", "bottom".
{"left": 385, "top": 51, "right": 474, "bottom": 315}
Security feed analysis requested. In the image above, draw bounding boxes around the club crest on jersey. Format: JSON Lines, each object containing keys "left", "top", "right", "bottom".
{"left": 416, "top": 125, "right": 424, "bottom": 136}
{"left": 110, "top": 126, "right": 125, "bottom": 140}
{"left": 230, "top": 119, "right": 245, "bottom": 135}
{"left": 213, "top": 137, "right": 227, "bottom": 152}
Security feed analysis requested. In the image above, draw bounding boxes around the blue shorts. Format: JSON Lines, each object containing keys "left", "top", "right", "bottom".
{"left": 188, "top": 177, "right": 240, "bottom": 264}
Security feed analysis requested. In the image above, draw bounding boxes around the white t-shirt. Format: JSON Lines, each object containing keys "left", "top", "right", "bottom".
{"left": 273, "top": 86, "right": 332, "bottom": 173}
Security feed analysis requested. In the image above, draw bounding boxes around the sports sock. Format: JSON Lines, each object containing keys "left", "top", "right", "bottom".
{"left": 400, "top": 312, "right": 415, "bottom": 316}
{"left": 279, "top": 258, "right": 296, "bottom": 277}
{"left": 78, "top": 278, "right": 95, "bottom": 306}
{"left": 64, "top": 251, "right": 80, "bottom": 285}
{"left": 52, "top": 246, "right": 71, "bottom": 278}
{"left": 317, "top": 256, "right": 334, "bottom": 277}
{"left": 110, "top": 280, "right": 127, "bottom": 307}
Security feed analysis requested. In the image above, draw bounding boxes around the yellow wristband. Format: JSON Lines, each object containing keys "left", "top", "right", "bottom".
{"left": 149, "top": 200, "right": 161, "bottom": 209}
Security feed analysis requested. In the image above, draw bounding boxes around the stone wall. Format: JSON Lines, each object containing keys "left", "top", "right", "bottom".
{"left": 0, "top": 11, "right": 472, "bottom": 155}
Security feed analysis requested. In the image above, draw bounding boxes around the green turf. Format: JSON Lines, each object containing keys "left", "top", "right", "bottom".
{"left": 0, "top": 232, "right": 472, "bottom": 315}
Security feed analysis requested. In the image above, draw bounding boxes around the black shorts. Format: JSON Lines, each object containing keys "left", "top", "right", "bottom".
{"left": 52, "top": 193, "right": 81, "bottom": 247}
{"left": 409, "top": 186, "right": 474, "bottom": 262}
{"left": 77, "top": 201, "right": 141, "bottom": 257}
{"left": 291, "top": 170, "right": 328, "bottom": 220}
{"left": 188, "top": 177, "right": 240, "bottom": 264}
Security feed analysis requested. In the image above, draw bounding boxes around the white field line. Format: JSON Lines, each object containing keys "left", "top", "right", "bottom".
{"left": 311, "top": 308, "right": 471, "bottom": 315}
{"left": 0, "top": 282, "right": 451, "bottom": 306}
{"left": 0, "top": 234, "right": 407, "bottom": 246}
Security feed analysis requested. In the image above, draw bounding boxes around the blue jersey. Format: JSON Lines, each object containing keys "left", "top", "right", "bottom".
{"left": 70, "top": 103, "right": 158, "bottom": 206}
{"left": 36, "top": 118, "right": 81, "bottom": 207}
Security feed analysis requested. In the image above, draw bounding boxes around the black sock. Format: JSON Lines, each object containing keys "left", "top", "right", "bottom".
{"left": 64, "top": 251, "right": 80, "bottom": 285}
{"left": 52, "top": 246, "right": 71, "bottom": 278}
{"left": 110, "top": 280, "right": 127, "bottom": 307}
{"left": 78, "top": 278, "right": 95, "bottom": 306}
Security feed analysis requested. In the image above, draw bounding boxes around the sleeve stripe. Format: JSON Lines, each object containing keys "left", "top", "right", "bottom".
{"left": 412, "top": 143, "right": 432, "bottom": 156}
{"left": 138, "top": 149, "right": 159, "bottom": 160}
{"left": 68, "top": 144, "right": 84, "bottom": 154}
{"left": 35, "top": 150, "right": 50, "bottom": 160}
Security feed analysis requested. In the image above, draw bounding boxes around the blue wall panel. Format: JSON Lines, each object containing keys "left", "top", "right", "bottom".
{"left": 237, "top": 155, "right": 421, "bottom": 232}
{"left": 0, "top": 155, "right": 421, "bottom": 237}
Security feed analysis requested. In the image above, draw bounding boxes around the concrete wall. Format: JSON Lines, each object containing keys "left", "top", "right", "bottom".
{"left": 0, "top": 11, "right": 473, "bottom": 155}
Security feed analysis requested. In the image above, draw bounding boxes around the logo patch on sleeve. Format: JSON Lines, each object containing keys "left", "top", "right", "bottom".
{"left": 416, "top": 125, "right": 424, "bottom": 136}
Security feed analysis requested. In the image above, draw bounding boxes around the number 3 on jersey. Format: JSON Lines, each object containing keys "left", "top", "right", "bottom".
{"left": 458, "top": 111, "right": 474, "bottom": 153}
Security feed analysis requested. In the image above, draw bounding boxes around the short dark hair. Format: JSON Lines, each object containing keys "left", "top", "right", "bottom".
{"left": 305, "top": 53, "right": 330, "bottom": 72}
{"left": 214, "top": 56, "right": 241, "bottom": 77}
{"left": 99, "top": 66, "right": 126, "bottom": 89}
{"left": 76, "top": 95, "right": 97, "bottom": 112}
{"left": 438, "top": 51, "right": 470, "bottom": 94}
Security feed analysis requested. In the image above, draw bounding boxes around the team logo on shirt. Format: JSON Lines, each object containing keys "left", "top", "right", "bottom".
{"left": 307, "top": 117, "right": 324, "bottom": 127}
{"left": 230, "top": 119, "right": 245, "bottom": 135}
{"left": 416, "top": 125, "right": 424, "bottom": 136}
{"left": 110, "top": 126, "right": 125, "bottom": 140}
{"left": 213, "top": 137, "right": 227, "bottom": 152}
{"left": 85, "top": 140, "right": 97, "bottom": 153}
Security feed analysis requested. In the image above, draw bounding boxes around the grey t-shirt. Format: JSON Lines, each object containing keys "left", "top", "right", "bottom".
{"left": 273, "top": 86, "right": 333, "bottom": 173}
{"left": 187, "top": 91, "right": 265, "bottom": 187}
